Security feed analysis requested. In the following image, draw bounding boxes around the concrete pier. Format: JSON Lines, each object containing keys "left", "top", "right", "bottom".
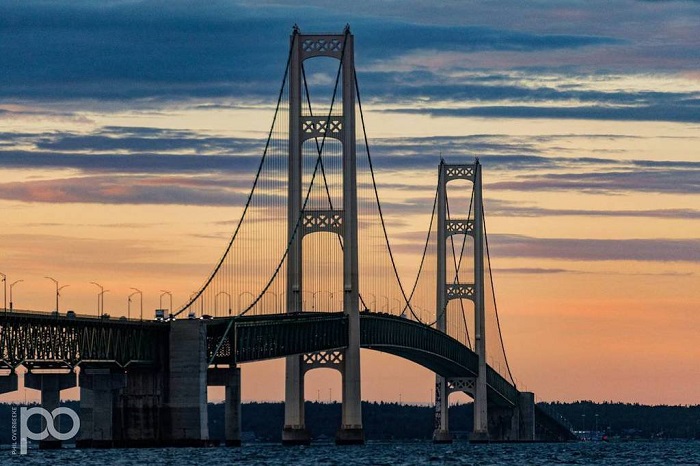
{"left": 207, "top": 366, "right": 242, "bottom": 446}
{"left": 77, "top": 366, "right": 125, "bottom": 448}
{"left": 24, "top": 371, "right": 77, "bottom": 449}
{"left": 118, "top": 368, "right": 166, "bottom": 447}
{"left": 0, "top": 371, "right": 18, "bottom": 394}
{"left": 167, "top": 319, "right": 209, "bottom": 446}
{"left": 518, "top": 391, "right": 536, "bottom": 441}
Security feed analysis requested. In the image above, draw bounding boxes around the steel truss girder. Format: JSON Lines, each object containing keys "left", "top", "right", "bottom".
{"left": 0, "top": 313, "right": 164, "bottom": 369}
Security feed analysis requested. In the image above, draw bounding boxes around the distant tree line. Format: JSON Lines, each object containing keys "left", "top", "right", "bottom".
{"left": 1, "top": 400, "right": 698, "bottom": 444}
{"left": 541, "top": 401, "right": 700, "bottom": 440}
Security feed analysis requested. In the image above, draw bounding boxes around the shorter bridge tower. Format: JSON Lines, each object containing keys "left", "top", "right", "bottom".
{"left": 433, "top": 160, "right": 489, "bottom": 443}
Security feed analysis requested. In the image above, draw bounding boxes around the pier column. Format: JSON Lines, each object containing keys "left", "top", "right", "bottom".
{"left": 77, "top": 366, "right": 125, "bottom": 448}
{"left": 119, "top": 367, "right": 166, "bottom": 447}
{"left": 207, "top": 367, "right": 242, "bottom": 446}
{"left": 0, "top": 371, "right": 18, "bottom": 394}
{"left": 24, "top": 370, "right": 77, "bottom": 449}
{"left": 518, "top": 391, "right": 536, "bottom": 441}
{"left": 167, "top": 319, "right": 209, "bottom": 446}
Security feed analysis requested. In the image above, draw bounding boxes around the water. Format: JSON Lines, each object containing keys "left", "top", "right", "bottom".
{"left": 3, "top": 441, "right": 700, "bottom": 465}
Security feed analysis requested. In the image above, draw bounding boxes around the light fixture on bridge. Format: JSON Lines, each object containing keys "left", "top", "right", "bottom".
{"left": 0, "top": 272, "right": 6, "bottom": 314}
{"left": 160, "top": 290, "right": 173, "bottom": 317}
{"left": 9, "top": 279, "right": 23, "bottom": 312}
{"left": 215, "top": 291, "right": 232, "bottom": 317}
{"left": 129, "top": 288, "right": 143, "bottom": 320}
{"left": 45, "top": 276, "right": 68, "bottom": 313}
{"left": 90, "top": 282, "right": 108, "bottom": 318}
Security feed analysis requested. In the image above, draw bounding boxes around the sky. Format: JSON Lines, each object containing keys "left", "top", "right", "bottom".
{"left": 0, "top": 0, "right": 698, "bottom": 407}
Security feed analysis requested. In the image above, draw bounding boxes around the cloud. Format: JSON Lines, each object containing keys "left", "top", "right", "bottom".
{"left": 485, "top": 199, "right": 700, "bottom": 220}
{"left": 0, "top": 1, "right": 627, "bottom": 102}
{"left": 0, "top": 174, "right": 252, "bottom": 206}
{"left": 384, "top": 103, "right": 700, "bottom": 124}
{"left": 490, "top": 234, "right": 700, "bottom": 263}
{"left": 489, "top": 169, "right": 700, "bottom": 194}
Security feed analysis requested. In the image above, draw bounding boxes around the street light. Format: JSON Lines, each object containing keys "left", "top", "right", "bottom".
{"left": 45, "top": 276, "right": 68, "bottom": 312}
{"left": 130, "top": 288, "right": 143, "bottom": 320}
{"left": 160, "top": 290, "right": 172, "bottom": 315}
{"left": 90, "top": 282, "right": 107, "bottom": 318}
{"left": 216, "top": 291, "right": 232, "bottom": 316}
{"left": 0, "top": 272, "right": 6, "bottom": 314}
{"left": 9, "top": 280, "right": 23, "bottom": 312}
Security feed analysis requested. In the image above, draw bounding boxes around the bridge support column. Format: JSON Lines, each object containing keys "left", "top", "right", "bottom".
{"left": 208, "top": 367, "right": 242, "bottom": 446}
{"left": 0, "top": 371, "right": 18, "bottom": 394}
{"left": 488, "top": 405, "right": 520, "bottom": 441}
{"left": 518, "top": 391, "right": 535, "bottom": 441}
{"left": 167, "top": 319, "right": 209, "bottom": 446}
{"left": 433, "top": 375, "right": 452, "bottom": 443}
{"left": 77, "top": 366, "right": 125, "bottom": 448}
{"left": 24, "top": 370, "right": 77, "bottom": 449}
{"left": 119, "top": 368, "right": 166, "bottom": 447}
{"left": 282, "top": 355, "right": 310, "bottom": 445}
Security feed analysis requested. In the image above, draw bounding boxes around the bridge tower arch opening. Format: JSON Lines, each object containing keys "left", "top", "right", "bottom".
{"left": 284, "top": 26, "right": 363, "bottom": 445}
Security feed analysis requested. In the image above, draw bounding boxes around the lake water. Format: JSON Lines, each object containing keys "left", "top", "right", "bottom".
{"left": 3, "top": 441, "right": 700, "bottom": 465}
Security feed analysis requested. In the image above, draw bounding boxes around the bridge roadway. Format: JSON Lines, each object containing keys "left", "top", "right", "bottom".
{"left": 1, "top": 309, "right": 575, "bottom": 443}
{"left": 1, "top": 309, "right": 517, "bottom": 407}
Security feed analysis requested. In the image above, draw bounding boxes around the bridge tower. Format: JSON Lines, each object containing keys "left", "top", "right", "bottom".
{"left": 284, "top": 26, "right": 363, "bottom": 445}
{"left": 433, "top": 160, "right": 489, "bottom": 443}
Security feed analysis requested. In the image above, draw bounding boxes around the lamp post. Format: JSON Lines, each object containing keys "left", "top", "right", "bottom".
{"left": 0, "top": 272, "right": 6, "bottom": 314}
{"left": 45, "top": 276, "right": 68, "bottom": 312}
{"left": 160, "top": 290, "right": 172, "bottom": 316}
{"left": 216, "top": 291, "right": 232, "bottom": 316}
{"left": 9, "top": 279, "right": 23, "bottom": 312}
{"left": 130, "top": 288, "right": 143, "bottom": 320}
{"left": 90, "top": 282, "right": 106, "bottom": 317}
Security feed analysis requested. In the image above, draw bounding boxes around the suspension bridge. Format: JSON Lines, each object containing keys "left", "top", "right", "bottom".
{"left": 0, "top": 26, "right": 575, "bottom": 447}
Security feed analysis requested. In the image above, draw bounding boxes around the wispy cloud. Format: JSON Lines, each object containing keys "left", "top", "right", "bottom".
{"left": 490, "top": 234, "right": 700, "bottom": 262}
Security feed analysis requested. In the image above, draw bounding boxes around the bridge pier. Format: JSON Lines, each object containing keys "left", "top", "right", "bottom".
{"left": 118, "top": 367, "right": 166, "bottom": 447}
{"left": 24, "top": 370, "right": 77, "bottom": 449}
{"left": 0, "top": 370, "right": 18, "bottom": 394}
{"left": 282, "top": 355, "right": 310, "bottom": 445}
{"left": 167, "top": 319, "right": 209, "bottom": 446}
{"left": 433, "top": 375, "right": 452, "bottom": 443}
{"left": 518, "top": 391, "right": 536, "bottom": 441}
{"left": 77, "top": 365, "right": 125, "bottom": 448}
{"left": 207, "top": 366, "right": 242, "bottom": 446}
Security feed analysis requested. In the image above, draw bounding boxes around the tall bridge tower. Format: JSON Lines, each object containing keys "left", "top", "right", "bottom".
{"left": 284, "top": 26, "right": 363, "bottom": 445}
{"left": 433, "top": 160, "right": 489, "bottom": 442}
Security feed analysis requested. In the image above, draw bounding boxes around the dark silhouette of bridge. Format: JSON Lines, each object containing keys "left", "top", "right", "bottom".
{"left": 0, "top": 26, "right": 575, "bottom": 448}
